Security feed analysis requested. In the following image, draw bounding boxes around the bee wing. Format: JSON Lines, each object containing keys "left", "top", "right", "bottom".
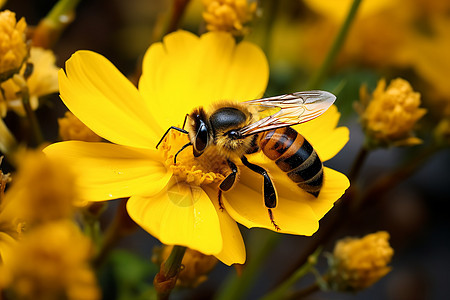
{"left": 239, "top": 91, "right": 336, "bottom": 136}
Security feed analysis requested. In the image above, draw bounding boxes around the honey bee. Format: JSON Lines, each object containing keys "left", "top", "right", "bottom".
{"left": 156, "top": 91, "right": 336, "bottom": 230}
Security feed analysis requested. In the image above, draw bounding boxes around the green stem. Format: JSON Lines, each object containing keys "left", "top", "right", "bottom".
{"left": 215, "top": 231, "right": 281, "bottom": 300}
{"left": 286, "top": 282, "right": 320, "bottom": 300}
{"left": 46, "top": 0, "right": 81, "bottom": 25}
{"left": 92, "top": 199, "right": 137, "bottom": 268}
{"left": 360, "top": 144, "right": 440, "bottom": 209}
{"left": 154, "top": 245, "right": 187, "bottom": 300}
{"left": 260, "top": 247, "right": 321, "bottom": 300}
{"left": 165, "top": 0, "right": 191, "bottom": 35}
{"left": 32, "top": 0, "right": 81, "bottom": 48}
{"left": 306, "top": 0, "right": 363, "bottom": 89}
{"left": 348, "top": 145, "right": 369, "bottom": 182}
{"left": 12, "top": 75, "right": 44, "bottom": 146}
{"left": 163, "top": 245, "right": 187, "bottom": 278}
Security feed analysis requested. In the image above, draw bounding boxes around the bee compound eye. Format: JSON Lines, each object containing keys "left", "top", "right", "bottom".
{"left": 194, "top": 124, "right": 208, "bottom": 153}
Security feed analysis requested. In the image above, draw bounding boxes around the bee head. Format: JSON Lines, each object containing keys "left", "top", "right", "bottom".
{"left": 189, "top": 108, "right": 210, "bottom": 157}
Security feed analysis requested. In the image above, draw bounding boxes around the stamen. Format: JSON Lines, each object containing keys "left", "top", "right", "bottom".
{"left": 158, "top": 129, "right": 228, "bottom": 187}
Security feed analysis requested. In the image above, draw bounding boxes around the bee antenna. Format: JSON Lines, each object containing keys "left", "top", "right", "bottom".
{"left": 174, "top": 142, "right": 193, "bottom": 164}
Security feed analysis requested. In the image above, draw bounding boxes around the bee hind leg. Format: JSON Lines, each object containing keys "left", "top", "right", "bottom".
{"left": 268, "top": 209, "right": 281, "bottom": 231}
{"left": 241, "top": 156, "right": 281, "bottom": 231}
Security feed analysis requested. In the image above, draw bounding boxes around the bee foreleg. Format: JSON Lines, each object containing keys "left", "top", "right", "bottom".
{"left": 241, "top": 156, "right": 277, "bottom": 209}
{"left": 156, "top": 126, "right": 188, "bottom": 149}
{"left": 219, "top": 159, "right": 238, "bottom": 192}
{"left": 173, "top": 142, "right": 193, "bottom": 164}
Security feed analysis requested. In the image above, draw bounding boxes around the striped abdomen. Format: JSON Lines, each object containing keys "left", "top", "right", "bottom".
{"left": 259, "top": 127, "right": 323, "bottom": 197}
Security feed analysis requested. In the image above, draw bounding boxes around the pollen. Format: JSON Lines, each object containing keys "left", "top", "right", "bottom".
{"left": 158, "top": 130, "right": 227, "bottom": 187}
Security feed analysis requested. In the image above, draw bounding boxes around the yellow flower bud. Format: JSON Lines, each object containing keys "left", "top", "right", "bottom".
{"left": 328, "top": 231, "right": 394, "bottom": 291}
{"left": 434, "top": 117, "right": 450, "bottom": 146}
{"left": 4, "top": 150, "right": 80, "bottom": 226}
{"left": 356, "top": 78, "right": 427, "bottom": 148}
{"left": 202, "top": 0, "right": 257, "bottom": 36}
{"left": 0, "top": 10, "right": 28, "bottom": 80}
{"left": 0, "top": 220, "right": 100, "bottom": 300}
{"left": 58, "top": 111, "right": 103, "bottom": 142}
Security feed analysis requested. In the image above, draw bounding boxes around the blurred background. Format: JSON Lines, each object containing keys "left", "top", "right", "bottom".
{"left": 3, "top": 0, "right": 450, "bottom": 299}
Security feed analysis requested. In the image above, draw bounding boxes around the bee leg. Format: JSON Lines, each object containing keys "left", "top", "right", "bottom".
{"left": 156, "top": 126, "right": 188, "bottom": 149}
{"left": 218, "top": 160, "right": 238, "bottom": 210}
{"left": 173, "top": 142, "right": 193, "bottom": 164}
{"left": 268, "top": 209, "right": 281, "bottom": 231}
{"left": 241, "top": 156, "right": 280, "bottom": 231}
{"left": 218, "top": 190, "right": 224, "bottom": 211}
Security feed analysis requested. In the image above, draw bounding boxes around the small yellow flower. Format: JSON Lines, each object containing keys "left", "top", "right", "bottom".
{"left": 0, "top": 161, "right": 15, "bottom": 265}
{"left": 0, "top": 220, "right": 100, "bottom": 300}
{"left": 44, "top": 30, "right": 349, "bottom": 265}
{"left": 399, "top": 16, "right": 450, "bottom": 118}
{"left": 4, "top": 150, "right": 79, "bottom": 226}
{"left": 0, "top": 47, "right": 59, "bottom": 117}
{"left": 356, "top": 78, "right": 426, "bottom": 148}
{"left": 202, "top": 0, "right": 257, "bottom": 36}
{"left": 153, "top": 245, "right": 218, "bottom": 288}
{"left": 329, "top": 231, "right": 394, "bottom": 291}
{"left": 0, "top": 10, "right": 28, "bottom": 81}
{"left": 434, "top": 117, "right": 450, "bottom": 146}
{"left": 58, "top": 111, "right": 103, "bottom": 142}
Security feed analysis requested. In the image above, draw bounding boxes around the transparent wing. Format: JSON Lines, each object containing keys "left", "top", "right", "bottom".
{"left": 239, "top": 90, "right": 336, "bottom": 136}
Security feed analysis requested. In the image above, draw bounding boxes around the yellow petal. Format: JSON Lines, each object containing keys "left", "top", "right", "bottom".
{"left": 127, "top": 182, "right": 223, "bottom": 255}
{"left": 223, "top": 154, "right": 349, "bottom": 235}
{"left": 203, "top": 186, "right": 246, "bottom": 265}
{"left": 295, "top": 105, "right": 349, "bottom": 162}
{"left": 223, "top": 162, "right": 319, "bottom": 235}
{"left": 43, "top": 141, "right": 171, "bottom": 202}
{"left": 0, "top": 232, "right": 16, "bottom": 264}
{"left": 139, "top": 30, "right": 269, "bottom": 132}
{"left": 59, "top": 50, "right": 160, "bottom": 149}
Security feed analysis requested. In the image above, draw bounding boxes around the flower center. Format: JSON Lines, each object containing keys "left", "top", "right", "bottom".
{"left": 158, "top": 130, "right": 228, "bottom": 187}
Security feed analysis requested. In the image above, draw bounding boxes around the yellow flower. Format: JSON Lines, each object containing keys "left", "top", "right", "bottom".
{"left": 328, "top": 231, "right": 394, "bottom": 291}
{"left": 303, "top": 0, "right": 394, "bottom": 23}
{"left": 4, "top": 150, "right": 79, "bottom": 226}
{"left": 434, "top": 117, "right": 450, "bottom": 146}
{"left": 0, "top": 47, "right": 59, "bottom": 117}
{"left": 399, "top": 16, "right": 450, "bottom": 118}
{"left": 0, "top": 10, "right": 28, "bottom": 80}
{"left": 356, "top": 78, "right": 426, "bottom": 148}
{"left": 302, "top": 0, "right": 410, "bottom": 69}
{"left": 0, "top": 220, "right": 100, "bottom": 300}
{"left": 0, "top": 163, "right": 16, "bottom": 265}
{"left": 58, "top": 111, "right": 103, "bottom": 142}
{"left": 44, "top": 30, "right": 349, "bottom": 265}
{"left": 202, "top": 0, "right": 257, "bottom": 36}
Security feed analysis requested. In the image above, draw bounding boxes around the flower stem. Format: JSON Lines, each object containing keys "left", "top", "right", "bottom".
{"left": 215, "top": 230, "right": 281, "bottom": 300}
{"left": 348, "top": 145, "right": 370, "bottom": 181}
{"left": 165, "top": 0, "right": 191, "bottom": 35}
{"left": 360, "top": 144, "right": 440, "bottom": 209}
{"left": 12, "top": 74, "right": 44, "bottom": 146}
{"left": 154, "top": 245, "right": 187, "bottom": 300}
{"left": 260, "top": 247, "right": 321, "bottom": 300}
{"left": 306, "top": 0, "right": 363, "bottom": 89}
{"left": 92, "top": 199, "right": 137, "bottom": 268}
{"left": 286, "top": 282, "right": 320, "bottom": 300}
{"left": 32, "top": 0, "right": 81, "bottom": 48}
